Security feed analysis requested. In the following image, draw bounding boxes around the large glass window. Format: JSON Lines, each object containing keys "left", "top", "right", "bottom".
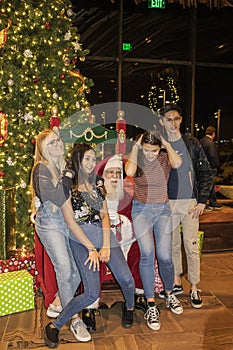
{"left": 73, "top": 1, "right": 233, "bottom": 140}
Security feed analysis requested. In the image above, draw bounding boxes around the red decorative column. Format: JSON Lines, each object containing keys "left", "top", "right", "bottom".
{"left": 116, "top": 110, "right": 126, "bottom": 155}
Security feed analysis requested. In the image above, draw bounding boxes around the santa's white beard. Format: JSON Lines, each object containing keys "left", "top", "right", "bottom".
{"left": 105, "top": 179, "right": 124, "bottom": 201}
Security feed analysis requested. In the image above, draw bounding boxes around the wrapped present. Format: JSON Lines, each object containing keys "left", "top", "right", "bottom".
{"left": 0, "top": 270, "right": 35, "bottom": 316}
{"left": 0, "top": 255, "right": 37, "bottom": 276}
{"left": 0, "top": 254, "right": 38, "bottom": 294}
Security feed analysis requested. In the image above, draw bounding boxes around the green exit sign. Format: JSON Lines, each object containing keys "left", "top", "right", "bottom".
{"left": 148, "top": 0, "right": 165, "bottom": 8}
{"left": 122, "top": 43, "right": 132, "bottom": 51}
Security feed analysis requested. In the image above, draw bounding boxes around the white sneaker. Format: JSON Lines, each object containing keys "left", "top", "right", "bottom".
{"left": 144, "top": 305, "right": 161, "bottom": 331}
{"left": 46, "top": 304, "right": 62, "bottom": 318}
{"left": 70, "top": 318, "right": 91, "bottom": 342}
{"left": 165, "top": 293, "right": 183, "bottom": 315}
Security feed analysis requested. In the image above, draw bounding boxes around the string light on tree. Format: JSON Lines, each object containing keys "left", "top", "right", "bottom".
{"left": 0, "top": 0, "right": 94, "bottom": 251}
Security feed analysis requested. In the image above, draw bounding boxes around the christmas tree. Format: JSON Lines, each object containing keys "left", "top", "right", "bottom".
{"left": 0, "top": 0, "right": 93, "bottom": 254}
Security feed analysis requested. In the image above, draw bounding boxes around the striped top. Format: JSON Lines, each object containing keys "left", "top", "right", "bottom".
{"left": 134, "top": 151, "right": 171, "bottom": 204}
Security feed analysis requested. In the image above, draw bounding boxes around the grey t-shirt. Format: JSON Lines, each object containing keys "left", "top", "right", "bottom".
{"left": 168, "top": 138, "right": 195, "bottom": 200}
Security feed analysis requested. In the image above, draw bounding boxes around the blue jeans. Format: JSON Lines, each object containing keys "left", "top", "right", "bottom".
{"left": 53, "top": 222, "right": 135, "bottom": 330}
{"left": 132, "top": 200, "right": 174, "bottom": 298}
{"left": 35, "top": 201, "right": 81, "bottom": 307}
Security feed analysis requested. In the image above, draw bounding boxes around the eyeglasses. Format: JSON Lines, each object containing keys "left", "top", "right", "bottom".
{"left": 164, "top": 117, "right": 181, "bottom": 124}
{"left": 47, "top": 137, "right": 62, "bottom": 147}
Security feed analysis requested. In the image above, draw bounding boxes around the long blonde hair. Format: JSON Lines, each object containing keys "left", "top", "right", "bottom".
{"left": 30, "top": 129, "right": 66, "bottom": 216}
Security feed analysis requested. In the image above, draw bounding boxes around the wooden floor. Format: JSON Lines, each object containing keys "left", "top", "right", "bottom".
{"left": 1, "top": 251, "right": 233, "bottom": 350}
{"left": 1, "top": 201, "right": 232, "bottom": 349}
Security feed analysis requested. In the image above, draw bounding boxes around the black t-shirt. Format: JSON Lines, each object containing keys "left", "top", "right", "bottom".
{"left": 32, "top": 162, "right": 72, "bottom": 207}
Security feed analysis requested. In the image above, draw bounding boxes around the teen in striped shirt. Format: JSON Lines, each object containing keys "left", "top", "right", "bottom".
{"left": 125, "top": 130, "right": 183, "bottom": 331}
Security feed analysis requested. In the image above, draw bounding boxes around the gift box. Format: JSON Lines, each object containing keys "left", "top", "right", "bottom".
{"left": 0, "top": 270, "right": 35, "bottom": 316}
{"left": 0, "top": 252, "right": 38, "bottom": 293}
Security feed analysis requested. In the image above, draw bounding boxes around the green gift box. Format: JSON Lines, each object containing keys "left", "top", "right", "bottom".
{"left": 0, "top": 270, "right": 35, "bottom": 317}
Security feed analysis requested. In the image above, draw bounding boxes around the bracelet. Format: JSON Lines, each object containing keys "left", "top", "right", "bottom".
{"left": 88, "top": 247, "right": 97, "bottom": 252}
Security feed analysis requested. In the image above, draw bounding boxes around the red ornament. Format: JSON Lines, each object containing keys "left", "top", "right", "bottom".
{"left": 45, "top": 22, "right": 51, "bottom": 29}
{"left": 33, "top": 77, "right": 40, "bottom": 83}
{"left": 72, "top": 58, "right": 77, "bottom": 65}
{"left": 19, "top": 142, "right": 25, "bottom": 147}
{"left": 0, "top": 111, "right": 8, "bottom": 146}
{"left": 0, "top": 171, "right": 5, "bottom": 178}
{"left": 31, "top": 139, "right": 36, "bottom": 145}
{"left": 38, "top": 109, "right": 45, "bottom": 116}
{"left": 60, "top": 73, "right": 66, "bottom": 79}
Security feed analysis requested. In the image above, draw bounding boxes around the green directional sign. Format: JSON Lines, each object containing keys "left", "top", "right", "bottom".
{"left": 122, "top": 43, "right": 132, "bottom": 51}
{"left": 148, "top": 0, "right": 165, "bottom": 9}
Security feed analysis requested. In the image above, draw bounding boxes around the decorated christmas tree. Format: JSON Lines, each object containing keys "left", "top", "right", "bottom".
{"left": 0, "top": 0, "right": 93, "bottom": 256}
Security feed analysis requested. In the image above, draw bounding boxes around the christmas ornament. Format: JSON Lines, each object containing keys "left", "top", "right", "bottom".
{"left": 59, "top": 73, "right": 65, "bottom": 79}
{"left": 20, "top": 181, "right": 27, "bottom": 189}
{"left": 53, "top": 93, "right": 58, "bottom": 99}
{"left": 79, "top": 56, "right": 86, "bottom": 62}
{"left": 64, "top": 32, "right": 71, "bottom": 40}
{"left": 6, "top": 157, "right": 15, "bottom": 166}
{"left": 33, "top": 77, "right": 40, "bottom": 83}
{"left": 0, "top": 171, "right": 5, "bottom": 178}
{"left": 63, "top": 55, "right": 70, "bottom": 66}
{"left": 76, "top": 101, "right": 80, "bottom": 109}
{"left": 7, "top": 79, "right": 14, "bottom": 87}
{"left": 68, "top": 70, "right": 85, "bottom": 94}
{"left": 23, "top": 49, "right": 33, "bottom": 58}
{"left": 45, "top": 22, "right": 51, "bottom": 29}
{"left": 0, "top": 112, "right": 8, "bottom": 146}
{"left": 38, "top": 110, "right": 45, "bottom": 117}
{"left": 0, "top": 19, "right": 12, "bottom": 48}
{"left": 72, "top": 41, "right": 82, "bottom": 51}
{"left": 50, "top": 106, "right": 60, "bottom": 130}
{"left": 22, "top": 111, "right": 34, "bottom": 123}
{"left": 67, "top": 9, "right": 73, "bottom": 17}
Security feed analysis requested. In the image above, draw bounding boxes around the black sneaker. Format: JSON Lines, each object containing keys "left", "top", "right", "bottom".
{"left": 209, "top": 204, "right": 222, "bottom": 210}
{"left": 82, "top": 309, "right": 96, "bottom": 332}
{"left": 165, "top": 293, "right": 183, "bottom": 315}
{"left": 121, "top": 302, "right": 134, "bottom": 328}
{"left": 190, "top": 289, "right": 203, "bottom": 308}
{"left": 135, "top": 294, "right": 147, "bottom": 313}
{"left": 204, "top": 205, "right": 213, "bottom": 211}
{"left": 158, "top": 285, "right": 183, "bottom": 299}
{"left": 144, "top": 304, "right": 160, "bottom": 331}
{"left": 44, "top": 323, "right": 59, "bottom": 348}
